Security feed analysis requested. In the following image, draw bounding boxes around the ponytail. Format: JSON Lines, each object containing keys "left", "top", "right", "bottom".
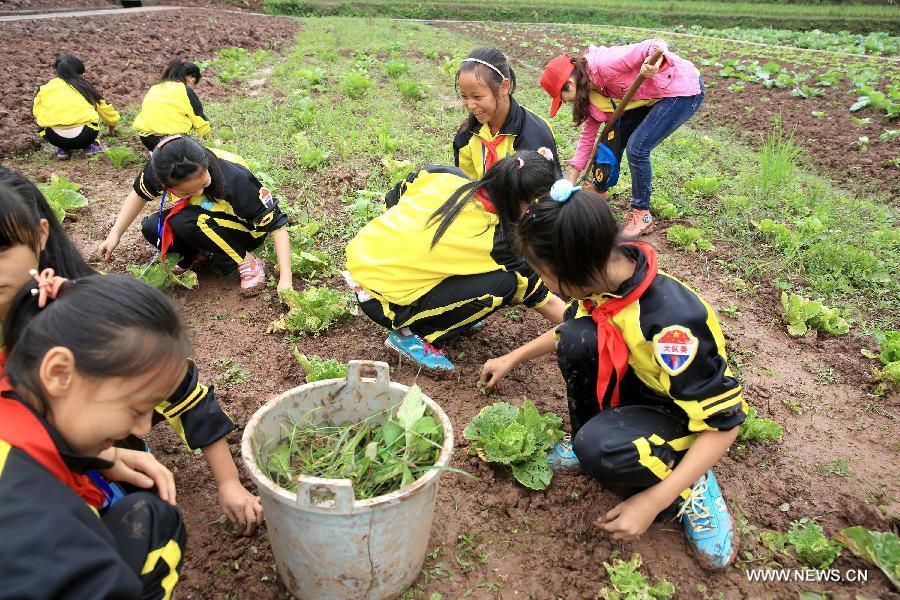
{"left": 427, "top": 151, "right": 557, "bottom": 247}
{"left": 161, "top": 57, "right": 202, "bottom": 85}
{"left": 570, "top": 56, "right": 592, "bottom": 127}
{"left": 54, "top": 54, "right": 102, "bottom": 106}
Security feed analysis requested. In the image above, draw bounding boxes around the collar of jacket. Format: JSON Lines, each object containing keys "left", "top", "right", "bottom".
{"left": 470, "top": 96, "right": 525, "bottom": 137}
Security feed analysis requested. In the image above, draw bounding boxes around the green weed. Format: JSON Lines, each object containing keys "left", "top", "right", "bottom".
{"left": 129, "top": 254, "right": 198, "bottom": 290}
{"left": 780, "top": 292, "right": 851, "bottom": 337}
{"left": 666, "top": 225, "right": 715, "bottom": 252}
{"left": 341, "top": 69, "right": 373, "bottom": 98}
{"left": 738, "top": 407, "right": 783, "bottom": 443}
{"left": 36, "top": 174, "right": 88, "bottom": 222}
{"left": 396, "top": 79, "right": 426, "bottom": 102}
{"left": 759, "top": 119, "right": 802, "bottom": 195}
{"left": 384, "top": 59, "right": 410, "bottom": 78}
{"left": 212, "top": 358, "right": 251, "bottom": 387}
{"left": 762, "top": 518, "right": 842, "bottom": 569}
{"left": 103, "top": 145, "right": 141, "bottom": 169}
{"left": 269, "top": 287, "right": 357, "bottom": 335}
{"left": 599, "top": 554, "right": 675, "bottom": 600}
{"left": 293, "top": 350, "right": 349, "bottom": 382}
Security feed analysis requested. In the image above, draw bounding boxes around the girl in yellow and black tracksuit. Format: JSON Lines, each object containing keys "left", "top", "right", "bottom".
{"left": 345, "top": 152, "right": 566, "bottom": 371}
{"left": 0, "top": 166, "right": 262, "bottom": 536}
{"left": 133, "top": 57, "right": 212, "bottom": 151}
{"left": 98, "top": 135, "right": 295, "bottom": 297}
{"left": 482, "top": 184, "right": 746, "bottom": 569}
{"left": 0, "top": 274, "right": 188, "bottom": 599}
{"left": 453, "top": 47, "right": 562, "bottom": 180}
{"left": 32, "top": 53, "right": 120, "bottom": 158}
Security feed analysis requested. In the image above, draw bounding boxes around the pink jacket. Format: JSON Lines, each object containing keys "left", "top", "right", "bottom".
{"left": 567, "top": 40, "right": 700, "bottom": 170}
{"left": 584, "top": 40, "right": 700, "bottom": 101}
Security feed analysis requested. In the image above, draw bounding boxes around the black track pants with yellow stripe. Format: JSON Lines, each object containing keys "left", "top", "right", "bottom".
{"left": 558, "top": 316, "right": 696, "bottom": 503}
{"left": 141, "top": 205, "right": 265, "bottom": 274}
{"left": 103, "top": 491, "right": 186, "bottom": 600}
{"left": 359, "top": 271, "right": 519, "bottom": 346}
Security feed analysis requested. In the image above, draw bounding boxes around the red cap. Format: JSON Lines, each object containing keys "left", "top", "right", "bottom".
{"left": 540, "top": 53, "right": 574, "bottom": 118}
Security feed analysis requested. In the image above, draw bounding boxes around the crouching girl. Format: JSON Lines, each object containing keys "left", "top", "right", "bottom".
{"left": 0, "top": 273, "right": 188, "bottom": 597}
{"left": 482, "top": 182, "right": 745, "bottom": 569}
{"left": 345, "top": 152, "right": 566, "bottom": 371}
{"left": 98, "top": 135, "right": 293, "bottom": 296}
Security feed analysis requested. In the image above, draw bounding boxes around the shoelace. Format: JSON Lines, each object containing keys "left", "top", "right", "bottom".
{"left": 422, "top": 341, "right": 445, "bottom": 357}
{"left": 238, "top": 260, "right": 261, "bottom": 278}
{"left": 676, "top": 478, "right": 714, "bottom": 534}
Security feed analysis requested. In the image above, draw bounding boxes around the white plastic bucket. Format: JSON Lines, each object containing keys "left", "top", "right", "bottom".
{"left": 241, "top": 360, "right": 454, "bottom": 600}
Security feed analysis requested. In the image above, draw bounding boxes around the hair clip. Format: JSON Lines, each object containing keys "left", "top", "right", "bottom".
{"left": 460, "top": 57, "right": 508, "bottom": 81}
{"left": 536, "top": 147, "right": 554, "bottom": 162}
{"left": 517, "top": 157, "right": 525, "bottom": 170}
{"left": 549, "top": 179, "right": 581, "bottom": 203}
{"left": 179, "top": 57, "right": 185, "bottom": 64}
{"left": 30, "top": 268, "right": 68, "bottom": 308}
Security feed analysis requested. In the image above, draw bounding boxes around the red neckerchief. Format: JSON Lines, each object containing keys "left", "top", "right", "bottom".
{"left": 583, "top": 242, "right": 658, "bottom": 410}
{"left": 475, "top": 188, "right": 496, "bottom": 214}
{"left": 159, "top": 193, "right": 191, "bottom": 265}
{"left": 0, "top": 393, "right": 106, "bottom": 508}
{"left": 479, "top": 134, "right": 506, "bottom": 172}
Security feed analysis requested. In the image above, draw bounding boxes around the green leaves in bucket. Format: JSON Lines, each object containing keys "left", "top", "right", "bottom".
{"left": 259, "top": 385, "right": 444, "bottom": 499}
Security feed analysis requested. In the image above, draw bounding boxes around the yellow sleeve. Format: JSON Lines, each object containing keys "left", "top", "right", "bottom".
{"left": 456, "top": 144, "right": 478, "bottom": 180}
{"left": 96, "top": 100, "right": 120, "bottom": 127}
{"left": 191, "top": 113, "right": 212, "bottom": 137}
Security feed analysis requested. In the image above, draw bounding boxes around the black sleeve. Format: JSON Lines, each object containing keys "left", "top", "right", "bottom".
{"left": 515, "top": 114, "right": 563, "bottom": 178}
{"left": 185, "top": 86, "right": 207, "bottom": 120}
{"left": 0, "top": 450, "right": 143, "bottom": 599}
{"left": 156, "top": 359, "right": 236, "bottom": 450}
{"left": 220, "top": 161, "right": 289, "bottom": 232}
{"left": 133, "top": 160, "right": 162, "bottom": 202}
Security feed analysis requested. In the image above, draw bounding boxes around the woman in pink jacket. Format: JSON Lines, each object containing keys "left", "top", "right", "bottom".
{"left": 541, "top": 40, "right": 704, "bottom": 236}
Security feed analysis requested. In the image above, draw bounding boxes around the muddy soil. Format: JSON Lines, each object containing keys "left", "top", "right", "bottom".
{"left": 434, "top": 21, "right": 900, "bottom": 200}
{"left": 0, "top": 7, "right": 298, "bottom": 156}
{"left": 2, "top": 14, "right": 899, "bottom": 600}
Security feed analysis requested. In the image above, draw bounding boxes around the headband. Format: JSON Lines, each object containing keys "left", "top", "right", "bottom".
{"left": 461, "top": 57, "right": 508, "bottom": 81}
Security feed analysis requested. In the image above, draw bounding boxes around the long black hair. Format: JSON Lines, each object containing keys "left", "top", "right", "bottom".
{"left": 0, "top": 168, "right": 96, "bottom": 279}
{"left": 428, "top": 151, "right": 557, "bottom": 248}
{"left": 151, "top": 135, "right": 224, "bottom": 198}
{"left": 455, "top": 47, "right": 516, "bottom": 135}
{"left": 516, "top": 188, "right": 621, "bottom": 297}
{"left": 54, "top": 53, "right": 102, "bottom": 106}
{"left": 3, "top": 274, "right": 190, "bottom": 416}
{"left": 162, "top": 57, "right": 202, "bottom": 84}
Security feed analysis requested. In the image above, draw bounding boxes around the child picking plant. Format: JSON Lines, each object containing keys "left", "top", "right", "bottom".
{"left": 0, "top": 273, "right": 188, "bottom": 597}
{"left": 453, "top": 47, "right": 561, "bottom": 180}
{"left": 540, "top": 40, "right": 704, "bottom": 236}
{"left": 32, "top": 53, "right": 120, "bottom": 160}
{"left": 481, "top": 181, "right": 746, "bottom": 569}
{"left": 133, "top": 57, "right": 212, "bottom": 151}
{"left": 0, "top": 167, "right": 263, "bottom": 536}
{"left": 344, "top": 152, "right": 566, "bottom": 371}
{"left": 98, "top": 134, "right": 294, "bottom": 297}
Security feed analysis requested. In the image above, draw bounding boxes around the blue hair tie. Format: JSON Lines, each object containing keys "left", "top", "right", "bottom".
{"left": 550, "top": 179, "right": 581, "bottom": 203}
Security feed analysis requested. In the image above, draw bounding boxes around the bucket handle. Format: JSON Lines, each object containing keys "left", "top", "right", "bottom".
{"left": 346, "top": 360, "right": 390, "bottom": 392}
{"left": 295, "top": 477, "right": 356, "bottom": 512}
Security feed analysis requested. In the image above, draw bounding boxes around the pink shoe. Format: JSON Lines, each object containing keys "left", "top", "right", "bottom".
{"left": 238, "top": 256, "right": 265, "bottom": 296}
{"left": 622, "top": 208, "right": 654, "bottom": 237}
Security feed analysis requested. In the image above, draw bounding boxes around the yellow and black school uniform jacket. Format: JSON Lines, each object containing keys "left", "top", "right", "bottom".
{"left": 345, "top": 165, "right": 550, "bottom": 308}
{"left": 133, "top": 148, "right": 289, "bottom": 245}
{"left": 133, "top": 81, "right": 212, "bottom": 138}
{"left": 0, "top": 395, "right": 149, "bottom": 598}
{"left": 453, "top": 96, "right": 561, "bottom": 180}
{"left": 156, "top": 359, "right": 236, "bottom": 450}
{"left": 32, "top": 77, "right": 120, "bottom": 131}
{"left": 562, "top": 245, "right": 747, "bottom": 433}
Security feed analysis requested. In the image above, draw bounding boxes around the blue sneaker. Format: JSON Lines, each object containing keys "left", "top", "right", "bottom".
{"left": 547, "top": 435, "right": 580, "bottom": 469}
{"left": 677, "top": 470, "right": 738, "bottom": 569}
{"left": 385, "top": 331, "right": 454, "bottom": 371}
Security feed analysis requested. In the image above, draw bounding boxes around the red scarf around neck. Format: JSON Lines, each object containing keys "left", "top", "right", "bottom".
{"left": 582, "top": 242, "right": 658, "bottom": 410}
{"left": 159, "top": 195, "right": 191, "bottom": 265}
{"left": 0, "top": 394, "right": 106, "bottom": 508}
{"left": 479, "top": 134, "right": 506, "bottom": 172}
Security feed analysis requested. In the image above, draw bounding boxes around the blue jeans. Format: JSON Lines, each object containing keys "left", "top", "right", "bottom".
{"left": 625, "top": 77, "right": 705, "bottom": 210}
